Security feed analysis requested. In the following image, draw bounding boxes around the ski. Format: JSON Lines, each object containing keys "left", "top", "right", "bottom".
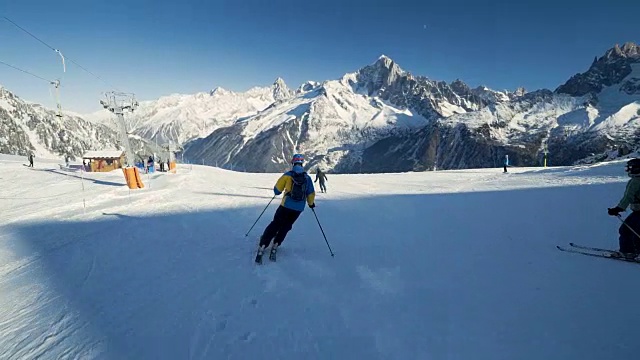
{"left": 569, "top": 242, "right": 616, "bottom": 253}
{"left": 556, "top": 245, "right": 640, "bottom": 264}
{"left": 269, "top": 247, "right": 277, "bottom": 262}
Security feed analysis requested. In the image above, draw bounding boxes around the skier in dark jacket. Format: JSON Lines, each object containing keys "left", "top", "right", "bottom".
{"left": 256, "top": 154, "right": 315, "bottom": 263}
{"left": 608, "top": 158, "right": 640, "bottom": 259}
{"left": 315, "top": 167, "right": 328, "bottom": 193}
{"left": 28, "top": 153, "right": 34, "bottom": 167}
{"left": 147, "top": 156, "right": 154, "bottom": 173}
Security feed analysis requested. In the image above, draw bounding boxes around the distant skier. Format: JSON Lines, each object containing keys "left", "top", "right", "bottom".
{"left": 315, "top": 167, "right": 328, "bottom": 193}
{"left": 607, "top": 158, "right": 640, "bottom": 259}
{"left": 28, "top": 153, "right": 34, "bottom": 167}
{"left": 503, "top": 154, "right": 508, "bottom": 173}
{"left": 255, "top": 153, "right": 315, "bottom": 263}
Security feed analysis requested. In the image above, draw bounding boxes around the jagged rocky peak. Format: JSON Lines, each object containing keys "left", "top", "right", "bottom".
{"left": 606, "top": 42, "right": 640, "bottom": 60}
{"left": 376, "top": 54, "right": 397, "bottom": 67}
{"left": 0, "top": 85, "right": 17, "bottom": 100}
{"left": 297, "top": 81, "right": 319, "bottom": 93}
{"left": 272, "top": 77, "right": 293, "bottom": 101}
{"left": 513, "top": 87, "right": 527, "bottom": 97}
{"left": 209, "top": 87, "right": 230, "bottom": 96}
{"left": 556, "top": 42, "right": 640, "bottom": 97}
{"left": 354, "top": 54, "right": 407, "bottom": 95}
{"left": 373, "top": 54, "right": 406, "bottom": 77}
{"left": 450, "top": 79, "right": 471, "bottom": 94}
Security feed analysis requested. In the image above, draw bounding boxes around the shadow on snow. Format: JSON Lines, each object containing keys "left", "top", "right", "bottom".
{"left": 1, "top": 182, "right": 637, "bottom": 359}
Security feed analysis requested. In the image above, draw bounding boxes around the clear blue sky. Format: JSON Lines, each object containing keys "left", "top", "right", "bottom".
{"left": 1, "top": 0, "right": 638, "bottom": 113}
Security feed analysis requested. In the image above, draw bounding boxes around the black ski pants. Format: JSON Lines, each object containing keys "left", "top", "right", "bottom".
{"left": 259, "top": 206, "right": 301, "bottom": 248}
{"left": 619, "top": 211, "right": 640, "bottom": 254}
{"left": 319, "top": 180, "right": 326, "bottom": 193}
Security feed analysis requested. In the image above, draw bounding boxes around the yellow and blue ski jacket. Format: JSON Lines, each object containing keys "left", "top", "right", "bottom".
{"left": 274, "top": 167, "right": 315, "bottom": 212}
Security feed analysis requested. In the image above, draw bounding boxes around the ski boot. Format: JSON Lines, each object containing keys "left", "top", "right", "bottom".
{"left": 269, "top": 243, "right": 278, "bottom": 262}
{"left": 610, "top": 251, "right": 638, "bottom": 260}
{"left": 255, "top": 245, "right": 266, "bottom": 264}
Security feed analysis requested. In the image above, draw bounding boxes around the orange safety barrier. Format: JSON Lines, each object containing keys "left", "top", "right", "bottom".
{"left": 169, "top": 161, "right": 177, "bottom": 173}
{"left": 133, "top": 167, "right": 145, "bottom": 188}
{"left": 122, "top": 167, "right": 145, "bottom": 189}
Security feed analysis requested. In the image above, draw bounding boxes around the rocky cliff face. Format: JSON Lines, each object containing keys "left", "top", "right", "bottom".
{"left": 556, "top": 42, "right": 640, "bottom": 97}
{"left": 0, "top": 86, "right": 121, "bottom": 160}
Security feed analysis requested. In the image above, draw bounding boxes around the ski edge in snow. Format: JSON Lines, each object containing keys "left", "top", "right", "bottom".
{"left": 568, "top": 242, "right": 614, "bottom": 253}
{"left": 556, "top": 245, "right": 640, "bottom": 264}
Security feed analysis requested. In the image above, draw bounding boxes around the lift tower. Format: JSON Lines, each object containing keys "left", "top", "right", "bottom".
{"left": 100, "top": 92, "right": 139, "bottom": 167}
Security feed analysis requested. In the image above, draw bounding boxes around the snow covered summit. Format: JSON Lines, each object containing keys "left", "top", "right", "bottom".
{"left": 87, "top": 78, "right": 295, "bottom": 145}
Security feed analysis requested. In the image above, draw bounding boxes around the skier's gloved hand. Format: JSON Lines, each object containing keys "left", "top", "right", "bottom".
{"left": 608, "top": 207, "right": 624, "bottom": 216}
{"left": 309, "top": 203, "right": 316, "bottom": 209}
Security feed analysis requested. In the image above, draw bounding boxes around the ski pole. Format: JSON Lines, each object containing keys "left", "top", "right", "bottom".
{"left": 312, "top": 208, "right": 335, "bottom": 257}
{"left": 617, "top": 214, "right": 640, "bottom": 252}
{"left": 245, "top": 195, "right": 276, "bottom": 237}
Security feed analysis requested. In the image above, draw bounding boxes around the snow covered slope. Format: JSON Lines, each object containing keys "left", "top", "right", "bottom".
{"left": 0, "top": 156, "right": 639, "bottom": 359}
{"left": 87, "top": 79, "right": 293, "bottom": 145}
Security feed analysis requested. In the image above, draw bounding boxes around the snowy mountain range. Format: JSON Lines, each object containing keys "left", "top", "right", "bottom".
{"left": 0, "top": 86, "right": 121, "bottom": 160}
{"left": 183, "top": 42, "right": 640, "bottom": 172}
{"left": 1, "top": 42, "right": 638, "bottom": 172}
{"left": 181, "top": 55, "right": 533, "bottom": 172}
{"left": 0, "top": 86, "right": 165, "bottom": 162}
{"left": 87, "top": 78, "right": 295, "bottom": 146}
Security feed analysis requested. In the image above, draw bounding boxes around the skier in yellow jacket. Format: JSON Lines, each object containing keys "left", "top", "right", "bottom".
{"left": 255, "top": 154, "right": 315, "bottom": 263}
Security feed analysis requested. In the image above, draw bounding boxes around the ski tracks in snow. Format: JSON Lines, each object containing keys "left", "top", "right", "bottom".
{"left": 79, "top": 253, "right": 97, "bottom": 290}
{"left": 186, "top": 244, "right": 343, "bottom": 359}
{"left": 187, "top": 261, "right": 262, "bottom": 359}
{"left": 0, "top": 284, "right": 101, "bottom": 359}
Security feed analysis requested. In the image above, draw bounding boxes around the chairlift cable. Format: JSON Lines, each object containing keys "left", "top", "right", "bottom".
{"left": 3, "top": 16, "right": 121, "bottom": 91}
{"left": 0, "top": 59, "right": 53, "bottom": 83}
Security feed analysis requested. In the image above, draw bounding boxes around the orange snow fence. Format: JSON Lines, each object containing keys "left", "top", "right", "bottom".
{"left": 169, "top": 161, "right": 177, "bottom": 173}
{"left": 122, "top": 167, "right": 145, "bottom": 189}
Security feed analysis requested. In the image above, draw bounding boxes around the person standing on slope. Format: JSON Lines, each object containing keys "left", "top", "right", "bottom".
{"left": 607, "top": 158, "right": 640, "bottom": 260}
{"left": 503, "top": 154, "right": 508, "bottom": 173}
{"left": 256, "top": 154, "right": 315, "bottom": 263}
{"left": 315, "top": 167, "right": 328, "bottom": 193}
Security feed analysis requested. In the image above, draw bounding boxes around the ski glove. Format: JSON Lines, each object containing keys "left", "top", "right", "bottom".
{"left": 309, "top": 203, "right": 316, "bottom": 209}
{"left": 608, "top": 207, "right": 624, "bottom": 216}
